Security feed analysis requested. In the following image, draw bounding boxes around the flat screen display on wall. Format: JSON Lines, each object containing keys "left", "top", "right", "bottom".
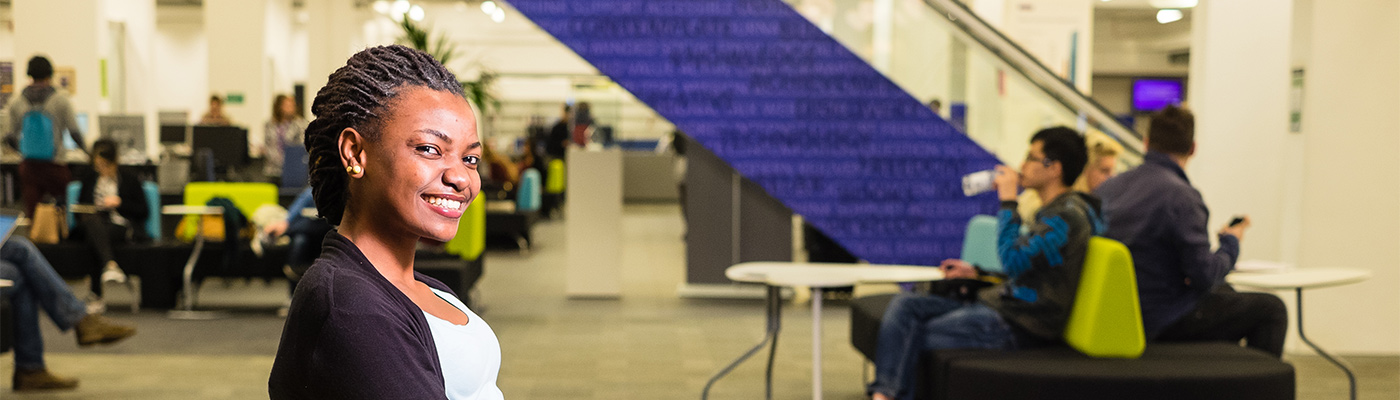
{"left": 1133, "top": 78, "right": 1184, "bottom": 112}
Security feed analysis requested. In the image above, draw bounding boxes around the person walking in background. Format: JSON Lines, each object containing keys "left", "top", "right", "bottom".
{"left": 262, "top": 94, "right": 309, "bottom": 184}
{"left": 0, "top": 236, "right": 136, "bottom": 391}
{"left": 198, "top": 95, "right": 233, "bottom": 126}
{"left": 3, "top": 55, "right": 87, "bottom": 218}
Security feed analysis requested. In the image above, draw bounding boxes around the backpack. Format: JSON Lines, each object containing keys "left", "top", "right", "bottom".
{"left": 18, "top": 98, "right": 56, "bottom": 161}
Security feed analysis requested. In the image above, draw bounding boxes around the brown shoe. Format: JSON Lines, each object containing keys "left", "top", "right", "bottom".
{"left": 12, "top": 368, "right": 79, "bottom": 391}
{"left": 74, "top": 314, "right": 136, "bottom": 347}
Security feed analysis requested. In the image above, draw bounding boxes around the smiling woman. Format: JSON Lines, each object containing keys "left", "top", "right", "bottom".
{"left": 268, "top": 45, "right": 502, "bottom": 400}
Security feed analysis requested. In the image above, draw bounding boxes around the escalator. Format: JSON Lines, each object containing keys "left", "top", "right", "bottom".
{"left": 506, "top": 0, "right": 1143, "bottom": 270}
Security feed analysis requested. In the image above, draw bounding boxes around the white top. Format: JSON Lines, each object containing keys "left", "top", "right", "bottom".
{"left": 725, "top": 262, "right": 945, "bottom": 288}
{"left": 1227, "top": 268, "right": 1372, "bottom": 290}
{"left": 424, "top": 288, "right": 504, "bottom": 400}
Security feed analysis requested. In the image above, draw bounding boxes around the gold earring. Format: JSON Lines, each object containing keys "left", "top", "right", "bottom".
{"left": 346, "top": 165, "right": 362, "bottom": 175}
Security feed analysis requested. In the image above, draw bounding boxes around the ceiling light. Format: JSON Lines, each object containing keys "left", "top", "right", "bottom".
{"left": 409, "top": 5, "right": 425, "bottom": 21}
{"left": 482, "top": 0, "right": 498, "bottom": 14}
{"left": 1156, "top": 9, "right": 1183, "bottom": 24}
{"left": 391, "top": 0, "right": 411, "bottom": 17}
{"left": 491, "top": 8, "right": 505, "bottom": 23}
{"left": 372, "top": 0, "right": 390, "bottom": 14}
{"left": 1149, "top": 0, "right": 1197, "bottom": 8}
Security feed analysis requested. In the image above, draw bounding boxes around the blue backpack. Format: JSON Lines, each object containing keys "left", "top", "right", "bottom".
{"left": 18, "top": 98, "right": 56, "bottom": 161}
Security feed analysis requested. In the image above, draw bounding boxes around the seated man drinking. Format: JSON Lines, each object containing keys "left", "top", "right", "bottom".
{"left": 868, "top": 127, "right": 1104, "bottom": 400}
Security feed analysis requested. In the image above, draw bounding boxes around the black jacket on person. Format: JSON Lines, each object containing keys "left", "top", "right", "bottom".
{"left": 545, "top": 120, "right": 569, "bottom": 159}
{"left": 269, "top": 230, "right": 458, "bottom": 400}
{"left": 77, "top": 170, "right": 151, "bottom": 240}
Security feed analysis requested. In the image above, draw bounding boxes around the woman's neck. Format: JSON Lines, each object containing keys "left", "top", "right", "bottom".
{"left": 338, "top": 207, "right": 418, "bottom": 287}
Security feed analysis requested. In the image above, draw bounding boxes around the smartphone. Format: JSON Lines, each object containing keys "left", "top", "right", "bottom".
{"left": 1229, "top": 216, "right": 1245, "bottom": 227}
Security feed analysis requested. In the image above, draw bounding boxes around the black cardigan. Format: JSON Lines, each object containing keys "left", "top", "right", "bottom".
{"left": 269, "top": 230, "right": 457, "bottom": 399}
{"left": 77, "top": 170, "right": 150, "bottom": 240}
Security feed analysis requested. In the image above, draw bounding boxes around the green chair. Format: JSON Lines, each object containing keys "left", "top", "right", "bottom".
{"left": 443, "top": 195, "right": 486, "bottom": 262}
{"left": 545, "top": 159, "right": 566, "bottom": 194}
{"left": 1063, "top": 236, "right": 1146, "bottom": 359}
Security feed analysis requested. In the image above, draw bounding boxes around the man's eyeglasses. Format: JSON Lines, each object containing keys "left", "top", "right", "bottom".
{"left": 1025, "top": 154, "right": 1055, "bottom": 166}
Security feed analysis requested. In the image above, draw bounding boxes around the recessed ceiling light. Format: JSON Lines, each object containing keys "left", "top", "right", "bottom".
{"left": 1156, "top": 9, "right": 1183, "bottom": 24}
{"left": 482, "top": 0, "right": 498, "bottom": 14}
{"left": 1149, "top": 0, "right": 1197, "bottom": 8}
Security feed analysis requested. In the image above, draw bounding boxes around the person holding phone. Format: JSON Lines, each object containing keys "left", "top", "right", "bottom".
{"left": 1095, "top": 106, "right": 1287, "bottom": 357}
{"left": 868, "top": 127, "right": 1103, "bottom": 400}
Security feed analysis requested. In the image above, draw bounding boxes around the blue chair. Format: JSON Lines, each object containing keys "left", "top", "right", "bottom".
{"left": 960, "top": 214, "right": 1001, "bottom": 273}
{"left": 517, "top": 168, "right": 542, "bottom": 213}
{"left": 66, "top": 180, "right": 162, "bottom": 240}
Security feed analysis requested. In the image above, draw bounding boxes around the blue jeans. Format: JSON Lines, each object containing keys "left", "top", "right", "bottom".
{"left": 868, "top": 294, "right": 1019, "bottom": 400}
{"left": 0, "top": 237, "right": 87, "bottom": 370}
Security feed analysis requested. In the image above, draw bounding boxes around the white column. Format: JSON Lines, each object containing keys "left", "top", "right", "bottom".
{"left": 1185, "top": 0, "right": 1293, "bottom": 265}
{"left": 205, "top": 0, "right": 294, "bottom": 158}
{"left": 106, "top": 0, "right": 158, "bottom": 158}
{"left": 1294, "top": 0, "right": 1400, "bottom": 354}
{"left": 304, "top": 0, "right": 364, "bottom": 118}
{"left": 12, "top": 0, "right": 105, "bottom": 139}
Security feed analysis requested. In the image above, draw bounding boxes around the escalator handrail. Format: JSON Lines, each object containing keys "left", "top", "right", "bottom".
{"left": 921, "top": 0, "right": 1145, "bottom": 157}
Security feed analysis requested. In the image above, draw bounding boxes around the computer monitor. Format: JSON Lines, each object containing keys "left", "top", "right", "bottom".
{"left": 191, "top": 125, "right": 249, "bottom": 170}
{"left": 160, "top": 125, "right": 188, "bottom": 144}
{"left": 66, "top": 112, "right": 88, "bottom": 151}
{"left": 99, "top": 115, "right": 146, "bottom": 156}
{"left": 281, "top": 145, "right": 309, "bottom": 190}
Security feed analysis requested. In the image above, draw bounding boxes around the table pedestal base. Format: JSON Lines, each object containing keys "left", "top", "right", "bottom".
{"left": 1296, "top": 288, "right": 1356, "bottom": 400}
{"left": 703, "top": 285, "right": 783, "bottom": 400}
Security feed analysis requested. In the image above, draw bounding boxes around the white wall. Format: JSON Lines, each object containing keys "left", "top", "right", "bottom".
{"left": 154, "top": 5, "right": 207, "bottom": 122}
{"left": 1092, "top": 9, "right": 1191, "bottom": 77}
{"left": 12, "top": 0, "right": 104, "bottom": 138}
{"left": 1187, "top": 0, "right": 1293, "bottom": 264}
{"left": 1294, "top": 0, "right": 1400, "bottom": 355}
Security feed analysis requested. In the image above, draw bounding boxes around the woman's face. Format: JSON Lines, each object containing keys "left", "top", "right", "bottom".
{"left": 1085, "top": 155, "right": 1117, "bottom": 192}
{"left": 354, "top": 87, "right": 481, "bottom": 243}
{"left": 278, "top": 97, "right": 297, "bottom": 118}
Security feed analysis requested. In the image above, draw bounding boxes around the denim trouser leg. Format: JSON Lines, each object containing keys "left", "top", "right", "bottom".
{"left": 867, "top": 295, "right": 1017, "bottom": 400}
{"left": 2, "top": 260, "right": 46, "bottom": 369}
{"left": 2, "top": 238, "right": 87, "bottom": 330}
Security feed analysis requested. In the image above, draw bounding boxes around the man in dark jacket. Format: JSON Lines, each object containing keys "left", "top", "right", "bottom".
{"left": 869, "top": 127, "right": 1104, "bottom": 400}
{"left": 1096, "top": 106, "right": 1286, "bottom": 357}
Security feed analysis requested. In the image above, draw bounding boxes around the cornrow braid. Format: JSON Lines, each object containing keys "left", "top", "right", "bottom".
{"left": 305, "top": 45, "right": 465, "bottom": 225}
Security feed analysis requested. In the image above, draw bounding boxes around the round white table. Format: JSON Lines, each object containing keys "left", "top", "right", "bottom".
{"left": 703, "top": 262, "right": 944, "bottom": 400}
{"left": 1227, "top": 267, "right": 1372, "bottom": 400}
{"left": 161, "top": 205, "right": 226, "bottom": 320}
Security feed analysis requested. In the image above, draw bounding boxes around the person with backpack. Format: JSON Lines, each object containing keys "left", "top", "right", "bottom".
{"left": 4, "top": 55, "right": 86, "bottom": 218}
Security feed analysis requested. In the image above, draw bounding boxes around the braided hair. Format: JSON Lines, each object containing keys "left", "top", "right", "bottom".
{"left": 305, "top": 45, "right": 465, "bottom": 225}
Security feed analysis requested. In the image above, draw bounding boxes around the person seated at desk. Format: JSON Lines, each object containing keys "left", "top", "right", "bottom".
{"left": 868, "top": 128, "right": 1103, "bottom": 400}
{"left": 70, "top": 139, "right": 150, "bottom": 293}
{"left": 1095, "top": 106, "right": 1286, "bottom": 357}
{"left": 198, "top": 94, "right": 234, "bottom": 126}
{"left": 261, "top": 94, "right": 308, "bottom": 185}
{"left": 0, "top": 236, "right": 135, "bottom": 391}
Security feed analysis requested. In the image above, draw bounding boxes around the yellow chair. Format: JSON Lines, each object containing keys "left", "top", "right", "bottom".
{"left": 1063, "top": 236, "right": 1146, "bottom": 358}
{"left": 178, "top": 182, "right": 280, "bottom": 241}
{"left": 442, "top": 195, "right": 486, "bottom": 261}
{"left": 545, "top": 159, "right": 566, "bottom": 194}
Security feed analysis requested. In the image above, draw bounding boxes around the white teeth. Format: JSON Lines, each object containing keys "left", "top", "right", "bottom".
{"left": 427, "top": 196, "right": 461, "bottom": 210}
